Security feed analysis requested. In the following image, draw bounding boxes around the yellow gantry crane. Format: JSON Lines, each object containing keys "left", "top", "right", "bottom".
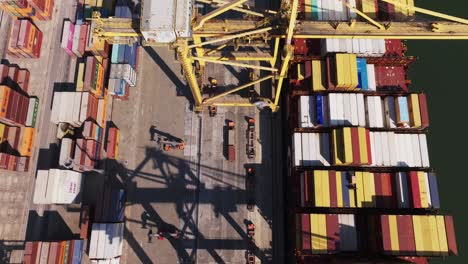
{"left": 90, "top": 0, "right": 468, "bottom": 112}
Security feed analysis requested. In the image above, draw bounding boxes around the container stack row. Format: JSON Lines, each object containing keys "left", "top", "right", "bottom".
{"left": 293, "top": 56, "right": 408, "bottom": 92}
{"left": 33, "top": 169, "right": 83, "bottom": 204}
{"left": 0, "top": 63, "right": 39, "bottom": 172}
{"left": 299, "top": 170, "right": 440, "bottom": 209}
{"left": 8, "top": 19, "right": 43, "bottom": 58}
{"left": 59, "top": 137, "right": 101, "bottom": 172}
{"left": 296, "top": 213, "right": 457, "bottom": 256}
{"left": 298, "top": 0, "right": 415, "bottom": 21}
{"left": 94, "top": 187, "right": 125, "bottom": 223}
{"left": 297, "top": 93, "right": 429, "bottom": 129}
{"left": 105, "top": 126, "right": 120, "bottom": 159}
{"left": 23, "top": 240, "right": 83, "bottom": 264}
{"left": 0, "top": 0, "right": 54, "bottom": 20}
{"left": 88, "top": 223, "right": 124, "bottom": 262}
{"left": 51, "top": 91, "right": 106, "bottom": 128}
{"left": 292, "top": 130, "right": 429, "bottom": 167}
{"left": 61, "top": 20, "right": 89, "bottom": 57}
{"left": 287, "top": 33, "right": 457, "bottom": 262}
{"left": 109, "top": 43, "right": 139, "bottom": 100}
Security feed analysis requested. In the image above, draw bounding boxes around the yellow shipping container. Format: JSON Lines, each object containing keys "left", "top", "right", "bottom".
{"left": 361, "top": 0, "right": 377, "bottom": 19}
{"left": 310, "top": 214, "right": 327, "bottom": 252}
{"left": 435, "top": 215, "right": 449, "bottom": 254}
{"left": 420, "top": 215, "right": 433, "bottom": 254}
{"left": 297, "top": 63, "right": 305, "bottom": 81}
{"left": 417, "top": 171, "right": 429, "bottom": 208}
{"left": 349, "top": 54, "right": 358, "bottom": 89}
{"left": 115, "top": 130, "right": 120, "bottom": 159}
{"left": 335, "top": 54, "right": 346, "bottom": 89}
{"left": 343, "top": 128, "right": 353, "bottom": 164}
{"left": 76, "top": 63, "right": 85, "bottom": 92}
{"left": 336, "top": 172, "right": 343, "bottom": 207}
{"left": 314, "top": 171, "right": 323, "bottom": 207}
{"left": 410, "top": 94, "right": 422, "bottom": 127}
{"left": 365, "top": 172, "right": 376, "bottom": 207}
{"left": 428, "top": 216, "right": 441, "bottom": 254}
{"left": 321, "top": 171, "right": 330, "bottom": 207}
{"left": 19, "top": 127, "right": 35, "bottom": 157}
{"left": 356, "top": 171, "right": 365, "bottom": 208}
{"left": 0, "top": 124, "right": 5, "bottom": 142}
{"left": 389, "top": 215, "right": 400, "bottom": 252}
{"left": 332, "top": 129, "right": 343, "bottom": 165}
{"left": 358, "top": 127, "right": 368, "bottom": 164}
{"left": 311, "top": 60, "right": 325, "bottom": 91}
{"left": 0, "top": 87, "right": 10, "bottom": 117}
{"left": 413, "top": 215, "right": 424, "bottom": 254}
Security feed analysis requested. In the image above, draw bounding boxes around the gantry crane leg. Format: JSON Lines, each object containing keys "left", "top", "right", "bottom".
{"left": 176, "top": 40, "right": 204, "bottom": 112}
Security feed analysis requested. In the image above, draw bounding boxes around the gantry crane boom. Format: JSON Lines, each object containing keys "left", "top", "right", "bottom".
{"left": 90, "top": 0, "right": 468, "bottom": 112}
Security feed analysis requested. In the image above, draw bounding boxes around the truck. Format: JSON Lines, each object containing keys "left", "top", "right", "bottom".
{"left": 246, "top": 118, "right": 255, "bottom": 159}
{"left": 227, "top": 120, "right": 235, "bottom": 161}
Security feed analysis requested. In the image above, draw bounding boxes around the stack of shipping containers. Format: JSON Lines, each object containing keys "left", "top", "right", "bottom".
{"left": 288, "top": 1, "right": 458, "bottom": 262}
{"left": 0, "top": 0, "right": 55, "bottom": 20}
{"left": 8, "top": 19, "right": 43, "bottom": 58}
{"left": 0, "top": 62, "right": 39, "bottom": 172}
{"left": 23, "top": 240, "right": 83, "bottom": 264}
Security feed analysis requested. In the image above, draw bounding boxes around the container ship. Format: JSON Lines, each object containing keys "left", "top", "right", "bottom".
{"left": 285, "top": 1, "right": 459, "bottom": 263}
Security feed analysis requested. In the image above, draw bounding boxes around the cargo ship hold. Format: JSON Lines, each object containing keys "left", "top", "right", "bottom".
{"left": 284, "top": 1, "right": 459, "bottom": 263}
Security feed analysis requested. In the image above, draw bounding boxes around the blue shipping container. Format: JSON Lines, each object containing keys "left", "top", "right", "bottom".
{"left": 397, "top": 97, "right": 410, "bottom": 123}
{"left": 428, "top": 173, "right": 440, "bottom": 209}
{"left": 118, "top": 45, "right": 126, "bottom": 63}
{"left": 72, "top": 240, "right": 83, "bottom": 264}
{"left": 111, "top": 45, "right": 120, "bottom": 64}
{"left": 356, "top": 58, "right": 369, "bottom": 90}
{"left": 315, "top": 95, "right": 324, "bottom": 125}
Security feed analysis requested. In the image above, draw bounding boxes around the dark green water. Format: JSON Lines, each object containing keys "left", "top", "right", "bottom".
{"left": 407, "top": 1, "right": 468, "bottom": 263}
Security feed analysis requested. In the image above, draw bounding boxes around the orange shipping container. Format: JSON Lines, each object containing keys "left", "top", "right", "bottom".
{"left": 19, "top": 127, "right": 35, "bottom": 157}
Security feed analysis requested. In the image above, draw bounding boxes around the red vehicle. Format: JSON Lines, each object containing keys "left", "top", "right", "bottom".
{"left": 227, "top": 121, "right": 235, "bottom": 161}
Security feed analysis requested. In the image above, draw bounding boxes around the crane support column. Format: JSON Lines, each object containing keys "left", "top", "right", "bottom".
{"left": 176, "top": 41, "right": 204, "bottom": 111}
{"left": 194, "top": 0, "right": 249, "bottom": 30}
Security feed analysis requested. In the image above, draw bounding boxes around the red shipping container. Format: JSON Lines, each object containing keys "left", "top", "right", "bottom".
{"left": 380, "top": 173, "right": 395, "bottom": 208}
{"left": 8, "top": 20, "right": 22, "bottom": 57}
{"left": 80, "top": 205, "right": 90, "bottom": 239}
{"left": 13, "top": 126, "right": 21, "bottom": 149}
{"left": 5, "top": 90, "right": 15, "bottom": 120}
{"left": 301, "top": 214, "right": 311, "bottom": 251}
{"left": 23, "top": 241, "right": 33, "bottom": 264}
{"left": 17, "top": 20, "right": 32, "bottom": 57}
{"left": 365, "top": 129, "right": 372, "bottom": 165}
{"left": 408, "top": 171, "right": 421, "bottom": 208}
{"left": 380, "top": 215, "right": 392, "bottom": 252}
{"left": 326, "top": 214, "right": 339, "bottom": 253}
{"left": 444, "top": 216, "right": 458, "bottom": 256}
{"left": 47, "top": 242, "right": 58, "bottom": 263}
{"left": 0, "top": 153, "right": 8, "bottom": 169}
{"left": 78, "top": 24, "right": 88, "bottom": 55}
{"left": 30, "top": 241, "right": 40, "bottom": 263}
{"left": 0, "top": 65, "right": 9, "bottom": 82}
{"left": 16, "top": 69, "right": 30, "bottom": 92}
{"left": 8, "top": 156, "right": 18, "bottom": 171}
{"left": 418, "top": 93, "right": 429, "bottom": 128}
{"left": 24, "top": 156, "right": 30, "bottom": 171}
{"left": 374, "top": 173, "right": 383, "bottom": 206}
{"left": 8, "top": 67, "right": 18, "bottom": 84}
{"left": 294, "top": 39, "right": 308, "bottom": 56}
{"left": 10, "top": 92, "right": 20, "bottom": 122}
{"left": 396, "top": 215, "right": 416, "bottom": 253}
{"left": 350, "top": 128, "right": 360, "bottom": 165}
{"left": 32, "top": 30, "right": 43, "bottom": 58}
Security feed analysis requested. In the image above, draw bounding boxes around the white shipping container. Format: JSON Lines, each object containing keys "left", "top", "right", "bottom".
{"left": 343, "top": 94, "right": 352, "bottom": 125}
{"left": 59, "top": 138, "right": 74, "bottom": 168}
{"left": 367, "top": 64, "right": 377, "bottom": 91}
{"left": 369, "top": 132, "right": 376, "bottom": 166}
{"left": 39, "top": 242, "right": 49, "bottom": 264}
{"left": 56, "top": 170, "right": 83, "bottom": 204}
{"left": 308, "top": 133, "right": 317, "bottom": 165}
{"left": 51, "top": 92, "right": 62, "bottom": 124}
{"left": 350, "top": 93, "right": 358, "bottom": 126}
{"left": 45, "top": 169, "right": 59, "bottom": 203}
{"left": 294, "top": 134, "right": 302, "bottom": 166}
{"left": 302, "top": 132, "right": 311, "bottom": 166}
{"left": 356, "top": 94, "right": 366, "bottom": 127}
{"left": 374, "top": 96, "right": 384, "bottom": 128}
{"left": 366, "top": 96, "right": 375, "bottom": 127}
{"left": 319, "top": 133, "right": 330, "bottom": 166}
{"left": 411, "top": 134, "right": 422, "bottom": 167}
{"left": 299, "top": 96, "right": 313, "bottom": 128}
{"left": 374, "top": 132, "right": 382, "bottom": 166}
{"left": 79, "top": 92, "right": 89, "bottom": 123}
{"left": 382, "top": 132, "right": 390, "bottom": 166}
{"left": 61, "top": 21, "right": 71, "bottom": 50}
{"left": 384, "top": 97, "right": 397, "bottom": 128}
{"left": 404, "top": 134, "right": 413, "bottom": 167}
{"left": 388, "top": 132, "right": 397, "bottom": 166}
{"left": 328, "top": 93, "right": 337, "bottom": 126}
{"left": 26, "top": 98, "right": 38, "bottom": 127}
{"left": 419, "top": 134, "right": 430, "bottom": 167}
{"left": 396, "top": 172, "right": 410, "bottom": 208}
{"left": 33, "top": 170, "right": 49, "bottom": 204}
{"left": 336, "top": 93, "right": 344, "bottom": 126}
{"left": 72, "top": 24, "right": 81, "bottom": 57}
